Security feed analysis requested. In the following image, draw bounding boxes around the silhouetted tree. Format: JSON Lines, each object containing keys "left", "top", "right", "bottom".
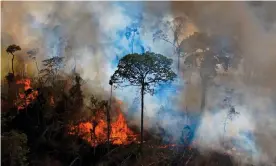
{"left": 125, "top": 25, "right": 140, "bottom": 54}
{"left": 111, "top": 52, "right": 177, "bottom": 153}
{"left": 6, "top": 44, "right": 21, "bottom": 76}
{"left": 87, "top": 95, "right": 107, "bottom": 155}
{"left": 69, "top": 74, "right": 84, "bottom": 110}
{"left": 27, "top": 48, "right": 40, "bottom": 75}
{"left": 107, "top": 80, "right": 113, "bottom": 152}
{"left": 179, "top": 32, "right": 241, "bottom": 111}
{"left": 39, "top": 56, "right": 64, "bottom": 85}
{"left": 153, "top": 16, "right": 187, "bottom": 74}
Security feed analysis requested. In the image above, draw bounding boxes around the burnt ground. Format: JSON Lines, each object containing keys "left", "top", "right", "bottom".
{"left": 89, "top": 143, "right": 252, "bottom": 166}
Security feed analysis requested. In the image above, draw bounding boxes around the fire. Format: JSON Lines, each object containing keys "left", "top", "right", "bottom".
{"left": 111, "top": 112, "right": 136, "bottom": 144}
{"left": 69, "top": 102, "right": 137, "bottom": 146}
{"left": 15, "top": 78, "right": 38, "bottom": 110}
{"left": 17, "top": 79, "right": 32, "bottom": 91}
{"left": 49, "top": 95, "right": 55, "bottom": 106}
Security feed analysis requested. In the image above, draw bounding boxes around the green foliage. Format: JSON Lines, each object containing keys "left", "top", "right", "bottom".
{"left": 2, "top": 130, "right": 29, "bottom": 166}
{"left": 111, "top": 52, "right": 177, "bottom": 95}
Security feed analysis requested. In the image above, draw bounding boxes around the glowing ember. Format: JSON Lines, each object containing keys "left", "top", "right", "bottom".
{"left": 15, "top": 78, "right": 38, "bottom": 110}
{"left": 69, "top": 102, "right": 137, "bottom": 146}
{"left": 50, "top": 96, "right": 55, "bottom": 106}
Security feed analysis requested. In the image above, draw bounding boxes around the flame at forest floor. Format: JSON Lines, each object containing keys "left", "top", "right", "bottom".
{"left": 15, "top": 78, "right": 38, "bottom": 110}
{"left": 69, "top": 107, "right": 138, "bottom": 147}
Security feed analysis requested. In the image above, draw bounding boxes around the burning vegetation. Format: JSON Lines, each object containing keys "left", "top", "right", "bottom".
{"left": 3, "top": 1, "right": 269, "bottom": 164}
{"left": 15, "top": 78, "right": 38, "bottom": 110}
{"left": 69, "top": 102, "right": 137, "bottom": 146}
{"left": 1, "top": 42, "right": 250, "bottom": 166}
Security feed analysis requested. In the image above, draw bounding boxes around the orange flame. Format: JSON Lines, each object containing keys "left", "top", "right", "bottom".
{"left": 15, "top": 78, "right": 38, "bottom": 110}
{"left": 69, "top": 102, "right": 137, "bottom": 146}
{"left": 49, "top": 95, "right": 55, "bottom": 106}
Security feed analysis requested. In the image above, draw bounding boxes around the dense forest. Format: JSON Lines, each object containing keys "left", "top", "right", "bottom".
{"left": 1, "top": 34, "right": 246, "bottom": 166}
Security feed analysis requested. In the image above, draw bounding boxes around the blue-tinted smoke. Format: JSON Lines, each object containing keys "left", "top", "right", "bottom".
{"left": 27, "top": 2, "right": 259, "bottom": 155}
{"left": 28, "top": 14, "right": 67, "bottom": 58}
{"left": 110, "top": 3, "right": 146, "bottom": 68}
{"left": 98, "top": 2, "right": 190, "bottom": 143}
{"left": 44, "top": 25, "right": 67, "bottom": 58}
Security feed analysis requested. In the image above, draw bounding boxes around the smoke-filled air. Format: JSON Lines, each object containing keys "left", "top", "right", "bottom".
{"left": 2, "top": 1, "right": 276, "bottom": 166}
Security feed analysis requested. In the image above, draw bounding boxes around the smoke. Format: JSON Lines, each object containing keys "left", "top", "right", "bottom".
{"left": 1, "top": 0, "right": 181, "bottom": 133}
{"left": 171, "top": 1, "right": 276, "bottom": 165}
{"left": 2, "top": 1, "right": 276, "bottom": 165}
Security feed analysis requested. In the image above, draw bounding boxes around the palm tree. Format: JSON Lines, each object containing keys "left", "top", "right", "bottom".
{"left": 6, "top": 44, "right": 21, "bottom": 75}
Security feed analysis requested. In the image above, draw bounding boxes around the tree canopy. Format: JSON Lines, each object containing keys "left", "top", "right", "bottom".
{"left": 111, "top": 52, "right": 177, "bottom": 95}
{"left": 180, "top": 32, "right": 241, "bottom": 80}
{"left": 6, "top": 44, "right": 21, "bottom": 54}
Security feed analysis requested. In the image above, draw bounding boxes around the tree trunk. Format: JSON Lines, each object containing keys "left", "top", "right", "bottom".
{"left": 131, "top": 33, "right": 135, "bottom": 54}
{"left": 177, "top": 54, "right": 180, "bottom": 75}
{"left": 140, "top": 83, "right": 144, "bottom": 154}
{"left": 35, "top": 61, "right": 39, "bottom": 75}
{"left": 91, "top": 127, "right": 97, "bottom": 156}
{"left": 200, "top": 79, "right": 207, "bottom": 112}
{"left": 11, "top": 53, "right": 15, "bottom": 75}
{"left": 107, "top": 85, "right": 112, "bottom": 152}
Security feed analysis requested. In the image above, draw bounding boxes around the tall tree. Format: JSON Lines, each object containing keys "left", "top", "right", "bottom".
{"left": 39, "top": 56, "right": 64, "bottom": 85}
{"left": 69, "top": 74, "right": 84, "bottom": 110}
{"left": 27, "top": 48, "right": 40, "bottom": 75}
{"left": 179, "top": 32, "right": 241, "bottom": 111}
{"left": 125, "top": 26, "right": 140, "bottom": 54}
{"left": 153, "top": 16, "right": 187, "bottom": 74}
{"left": 107, "top": 80, "right": 113, "bottom": 152}
{"left": 87, "top": 95, "right": 107, "bottom": 155}
{"left": 110, "top": 52, "right": 177, "bottom": 152}
{"left": 6, "top": 44, "right": 21, "bottom": 76}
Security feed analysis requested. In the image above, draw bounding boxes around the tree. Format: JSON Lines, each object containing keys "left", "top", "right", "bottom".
{"left": 153, "top": 16, "right": 187, "bottom": 74}
{"left": 125, "top": 25, "right": 140, "bottom": 54}
{"left": 27, "top": 48, "right": 40, "bottom": 75}
{"left": 39, "top": 56, "right": 64, "bottom": 85}
{"left": 179, "top": 32, "right": 241, "bottom": 111}
{"left": 110, "top": 52, "right": 177, "bottom": 152}
{"left": 87, "top": 95, "right": 107, "bottom": 155}
{"left": 6, "top": 44, "right": 21, "bottom": 76}
{"left": 107, "top": 80, "right": 113, "bottom": 152}
{"left": 69, "top": 74, "right": 84, "bottom": 110}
